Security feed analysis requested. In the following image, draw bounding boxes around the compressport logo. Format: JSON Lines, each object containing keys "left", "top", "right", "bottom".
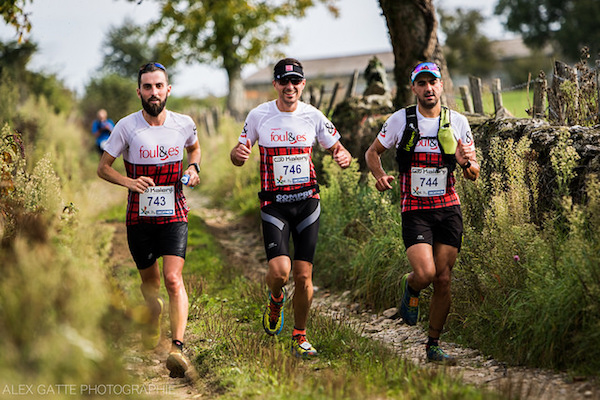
{"left": 139, "top": 145, "right": 180, "bottom": 161}
{"left": 275, "top": 188, "right": 315, "bottom": 203}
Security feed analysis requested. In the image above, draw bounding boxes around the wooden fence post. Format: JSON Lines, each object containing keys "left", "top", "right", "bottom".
{"left": 596, "top": 60, "right": 600, "bottom": 121}
{"left": 309, "top": 86, "right": 318, "bottom": 107}
{"left": 533, "top": 71, "right": 547, "bottom": 119}
{"left": 460, "top": 85, "right": 473, "bottom": 113}
{"left": 345, "top": 70, "right": 359, "bottom": 99}
{"left": 204, "top": 111, "right": 215, "bottom": 137}
{"left": 211, "top": 107, "right": 220, "bottom": 132}
{"left": 316, "top": 85, "right": 325, "bottom": 109}
{"left": 492, "top": 78, "right": 503, "bottom": 115}
{"left": 326, "top": 82, "right": 340, "bottom": 117}
{"left": 549, "top": 60, "right": 577, "bottom": 125}
{"left": 469, "top": 76, "right": 484, "bottom": 114}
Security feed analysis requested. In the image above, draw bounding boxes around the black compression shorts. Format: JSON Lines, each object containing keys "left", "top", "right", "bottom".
{"left": 401, "top": 205, "right": 463, "bottom": 251}
{"left": 260, "top": 198, "right": 320, "bottom": 263}
{"left": 127, "top": 222, "right": 188, "bottom": 269}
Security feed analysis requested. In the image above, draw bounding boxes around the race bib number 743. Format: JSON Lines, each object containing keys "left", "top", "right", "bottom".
{"left": 139, "top": 186, "right": 175, "bottom": 216}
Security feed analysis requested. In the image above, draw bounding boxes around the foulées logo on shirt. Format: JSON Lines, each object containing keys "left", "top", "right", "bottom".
{"left": 139, "top": 145, "right": 180, "bottom": 161}
{"left": 270, "top": 130, "right": 307, "bottom": 144}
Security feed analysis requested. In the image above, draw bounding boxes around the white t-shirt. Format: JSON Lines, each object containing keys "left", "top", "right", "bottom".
{"left": 377, "top": 106, "right": 475, "bottom": 212}
{"left": 239, "top": 100, "right": 340, "bottom": 149}
{"left": 104, "top": 110, "right": 198, "bottom": 164}
{"left": 238, "top": 100, "right": 341, "bottom": 205}
{"left": 103, "top": 109, "right": 198, "bottom": 225}
{"left": 377, "top": 106, "right": 474, "bottom": 152}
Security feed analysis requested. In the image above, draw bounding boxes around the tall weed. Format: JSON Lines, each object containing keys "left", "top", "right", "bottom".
{"left": 197, "top": 115, "right": 261, "bottom": 216}
{"left": 317, "top": 157, "right": 408, "bottom": 308}
{"left": 451, "top": 129, "right": 600, "bottom": 373}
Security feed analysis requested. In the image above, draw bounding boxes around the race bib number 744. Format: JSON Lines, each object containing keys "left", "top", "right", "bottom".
{"left": 139, "top": 186, "right": 175, "bottom": 216}
{"left": 411, "top": 167, "right": 447, "bottom": 197}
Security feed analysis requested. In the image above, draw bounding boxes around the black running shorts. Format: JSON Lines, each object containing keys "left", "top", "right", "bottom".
{"left": 127, "top": 222, "right": 188, "bottom": 270}
{"left": 260, "top": 198, "right": 321, "bottom": 263}
{"left": 401, "top": 205, "right": 463, "bottom": 251}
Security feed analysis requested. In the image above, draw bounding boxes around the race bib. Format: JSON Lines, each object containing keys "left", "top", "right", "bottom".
{"left": 273, "top": 154, "right": 310, "bottom": 186}
{"left": 139, "top": 186, "right": 175, "bottom": 216}
{"left": 411, "top": 167, "right": 447, "bottom": 197}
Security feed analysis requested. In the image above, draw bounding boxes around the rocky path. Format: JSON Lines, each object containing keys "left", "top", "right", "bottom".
{"left": 315, "top": 291, "right": 598, "bottom": 400}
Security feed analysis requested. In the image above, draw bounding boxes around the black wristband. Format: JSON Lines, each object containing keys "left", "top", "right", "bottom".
{"left": 188, "top": 162, "right": 200, "bottom": 173}
{"left": 461, "top": 160, "right": 471, "bottom": 170}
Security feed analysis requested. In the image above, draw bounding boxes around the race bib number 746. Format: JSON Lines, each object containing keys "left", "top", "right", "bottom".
{"left": 139, "top": 186, "right": 175, "bottom": 216}
{"left": 273, "top": 154, "right": 310, "bottom": 186}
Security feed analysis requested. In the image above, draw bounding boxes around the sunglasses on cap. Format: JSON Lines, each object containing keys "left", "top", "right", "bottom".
{"left": 277, "top": 77, "right": 304, "bottom": 86}
{"left": 139, "top": 62, "right": 166, "bottom": 72}
{"left": 410, "top": 62, "right": 441, "bottom": 83}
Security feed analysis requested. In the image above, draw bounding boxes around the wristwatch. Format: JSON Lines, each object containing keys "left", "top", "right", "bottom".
{"left": 188, "top": 162, "right": 200, "bottom": 173}
{"left": 461, "top": 160, "right": 471, "bottom": 169}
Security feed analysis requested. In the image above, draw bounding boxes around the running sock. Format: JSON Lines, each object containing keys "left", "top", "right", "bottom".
{"left": 292, "top": 327, "right": 306, "bottom": 337}
{"left": 271, "top": 292, "right": 284, "bottom": 302}
{"left": 172, "top": 340, "right": 184, "bottom": 351}
{"left": 426, "top": 336, "right": 439, "bottom": 348}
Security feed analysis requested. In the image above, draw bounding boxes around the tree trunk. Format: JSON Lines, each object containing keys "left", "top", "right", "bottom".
{"left": 226, "top": 66, "right": 246, "bottom": 121}
{"left": 378, "top": 0, "right": 455, "bottom": 109}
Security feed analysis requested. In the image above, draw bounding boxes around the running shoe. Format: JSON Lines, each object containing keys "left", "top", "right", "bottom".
{"left": 262, "top": 288, "right": 286, "bottom": 336}
{"left": 291, "top": 334, "right": 318, "bottom": 358}
{"left": 166, "top": 350, "right": 190, "bottom": 378}
{"left": 426, "top": 345, "right": 457, "bottom": 365}
{"left": 142, "top": 297, "right": 163, "bottom": 350}
{"left": 399, "top": 273, "right": 419, "bottom": 326}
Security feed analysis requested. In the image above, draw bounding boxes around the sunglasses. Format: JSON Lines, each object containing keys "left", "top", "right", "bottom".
{"left": 410, "top": 62, "right": 441, "bottom": 82}
{"left": 277, "top": 77, "right": 303, "bottom": 86}
{"left": 413, "top": 62, "right": 439, "bottom": 74}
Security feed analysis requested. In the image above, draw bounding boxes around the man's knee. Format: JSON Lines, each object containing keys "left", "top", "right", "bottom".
{"left": 164, "top": 273, "right": 184, "bottom": 294}
{"left": 292, "top": 270, "right": 312, "bottom": 288}
{"left": 267, "top": 256, "right": 291, "bottom": 286}
{"left": 433, "top": 271, "right": 452, "bottom": 295}
{"left": 413, "top": 269, "right": 436, "bottom": 287}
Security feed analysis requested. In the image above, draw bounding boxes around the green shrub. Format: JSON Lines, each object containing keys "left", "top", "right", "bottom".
{"left": 197, "top": 115, "right": 261, "bottom": 216}
{"left": 0, "top": 106, "right": 131, "bottom": 389}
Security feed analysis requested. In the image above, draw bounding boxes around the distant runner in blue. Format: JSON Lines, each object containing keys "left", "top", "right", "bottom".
{"left": 91, "top": 109, "right": 115, "bottom": 155}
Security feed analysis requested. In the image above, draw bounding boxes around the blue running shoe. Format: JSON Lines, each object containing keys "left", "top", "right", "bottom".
{"left": 426, "top": 345, "right": 457, "bottom": 365}
{"left": 262, "top": 288, "right": 286, "bottom": 336}
{"left": 399, "top": 273, "right": 419, "bottom": 325}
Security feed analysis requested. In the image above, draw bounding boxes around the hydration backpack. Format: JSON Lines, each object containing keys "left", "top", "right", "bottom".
{"left": 395, "top": 105, "right": 457, "bottom": 173}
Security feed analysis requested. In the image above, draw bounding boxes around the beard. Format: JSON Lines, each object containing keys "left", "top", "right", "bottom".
{"left": 417, "top": 93, "right": 439, "bottom": 110}
{"left": 141, "top": 96, "right": 167, "bottom": 117}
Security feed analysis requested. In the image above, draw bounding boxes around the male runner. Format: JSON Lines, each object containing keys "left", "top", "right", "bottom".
{"left": 230, "top": 57, "right": 352, "bottom": 358}
{"left": 365, "top": 61, "right": 479, "bottom": 364}
{"left": 97, "top": 62, "right": 200, "bottom": 377}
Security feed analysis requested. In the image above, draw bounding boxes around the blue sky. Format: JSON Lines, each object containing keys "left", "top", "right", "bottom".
{"left": 0, "top": 0, "right": 509, "bottom": 98}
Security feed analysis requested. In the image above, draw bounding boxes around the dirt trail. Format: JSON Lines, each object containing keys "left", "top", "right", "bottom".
{"left": 109, "top": 191, "right": 599, "bottom": 399}
{"left": 108, "top": 223, "right": 203, "bottom": 399}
